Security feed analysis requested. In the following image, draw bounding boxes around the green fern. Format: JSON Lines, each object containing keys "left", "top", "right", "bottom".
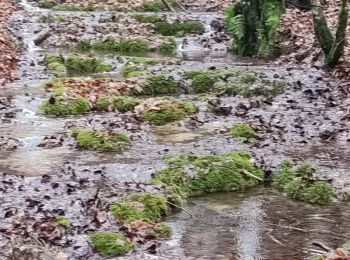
{"left": 227, "top": 15, "right": 245, "bottom": 40}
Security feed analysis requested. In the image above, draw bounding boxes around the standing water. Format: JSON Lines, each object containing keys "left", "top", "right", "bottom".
{"left": 1, "top": 0, "right": 350, "bottom": 259}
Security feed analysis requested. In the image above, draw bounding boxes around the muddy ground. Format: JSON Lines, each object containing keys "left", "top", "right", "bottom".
{"left": 1, "top": 0, "right": 350, "bottom": 259}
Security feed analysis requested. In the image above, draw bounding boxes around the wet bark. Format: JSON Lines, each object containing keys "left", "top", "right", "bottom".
{"left": 312, "top": 0, "right": 348, "bottom": 68}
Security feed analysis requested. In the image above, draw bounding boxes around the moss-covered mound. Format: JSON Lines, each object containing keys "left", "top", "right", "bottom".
{"left": 40, "top": 96, "right": 91, "bottom": 116}
{"left": 150, "top": 152, "right": 264, "bottom": 205}
{"left": 44, "top": 54, "right": 112, "bottom": 76}
{"left": 134, "top": 14, "right": 204, "bottom": 37}
{"left": 90, "top": 232, "right": 134, "bottom": 256}
{"left": 73, "top": 129, "right": 130, "bottom": 152}
{"left": 95, "top": 95, "right": 141, "bottom": 112}
{"left": 184, "top": 68, "right": 286, "bottom": 96}
{"left": 76, "top": 39, "right": 150, "bottom": 54}
{"left": 157, "top": 37, "right": 177, "bottom": 55}
{"left": 230, "top": 123, "right": 256, "bottom": 142}
{"left": 140, "top": 75, "right": 178, "bottom": 95}
{"left": 273, "top": 161, "right": 335, "bottom": 204}
{"left": 134, "top": 14, "right": 163, "bottom": 24}
{"left": 136, "top": 98, "right": 197, "bottom": 126}
{"left": 110, "top": 193, "right": 168, "bottom": 223}
{"left": 153, "top": 20, "right": 204, "bottom": 37}
{"left": 154, "top": 222, "right": 172, "bottom": 238}
{"left": 40, "top": 78, "right": 141, "bottom": 116}
{"left": 121, "top": 58, "right": 160, "bottom": 78}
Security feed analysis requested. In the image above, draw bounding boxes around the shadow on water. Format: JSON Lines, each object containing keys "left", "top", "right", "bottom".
{"left": 159, "top": 188, "right": 350, "bottom": 260}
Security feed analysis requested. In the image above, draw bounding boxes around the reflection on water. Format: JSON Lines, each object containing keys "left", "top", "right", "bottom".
{"left": 158, "top": 188, "right": 350, "bottom": 260}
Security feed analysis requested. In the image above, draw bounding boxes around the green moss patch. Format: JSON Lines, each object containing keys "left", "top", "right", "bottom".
{"left": 56, "top": 216, "right": 71, "bottom": 228}
{"left": 41, "top": 78, "right": 141, "bottom": 116}
{"left": 157, "top": 37, "right": 177, "bottom": 55}
{"left": 154, "top": 20, "right": 204, "bottom": 37}
{"left": 44, "top": 54, "right": 112, "bottom": 76}
{"left": 77, "top": 39, "right": 150, "bottom": 54}
{"left": 140, "top": 75, "right": 178, "bottom": 95}
{"left": 230, "top": 123, "right": 256, "bottom": 142}
{"left": 273, "top": 161, "right": 335, "bottom": 204}
{"left": 134, "top": 14, "right": 163, "bottom": 24}
{"left": 73, "top": 129, "right": 130, "bottom": 152}
{"left": 90, "top": 232, "right": 134, "bottom": 256}
{"left": 110, "top": 193, "right": 168, "bottom": 223}
{"left": 121, "top": 58, "right": 160, "bottom": 78}
{"left": 150, "top": 152, "right": 264, "bottom": 205}
{"left": 136, "top": 98, "right": 196, "bottom": 126}
{"left": 38, "top": 1, "right": 95, "bottom": 11}
{"left": 40, "top": 96, "right": 91, "bottom": 116}
{"left": 142, "top": 1, "right": 168, "bottom": 11}
{"left": 154, "top": 222, "right": 172, "bottom": 238}
{"left": 65, "top": 54, "right": 112, "bottom": 75}
{"left": 95, "top": 95, "right": 140, "bottom": 112}
{"left": 184, "top": 68, "right": 286, "bottom": 96}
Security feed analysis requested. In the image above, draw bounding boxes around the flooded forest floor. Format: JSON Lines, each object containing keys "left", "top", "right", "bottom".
{"left": 1, "top": 0, "right": 350, "bottom": 259}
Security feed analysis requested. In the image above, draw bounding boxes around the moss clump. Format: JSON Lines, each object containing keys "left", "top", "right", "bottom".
{"left": 73, "top": 129, "right": 130, "bottom": 152}
{"left": 141, "top": 100, "right": 196, "bottom": 126}
{"left": 140, "top": 76, "right": 178, "bottom": 95}
{"left": 121, "top": 58, "right": 160, "bottom": 78}
{"left": 113, "top": 96, "right": 141, "bottom": 112}
{"left": 185, "top": 68, "right": 285, "bottom": 96}
{"left": 95, "top": 95, "right": 113, "bottom": 111}
{"left": 44, "top": 54, "right": 111, "bottom": 76}
{"left": 110, "top": 193, "right": 168, "bottom": 223}
{"left": 154, "top": 21, "right": 204, "bottom": 36}
{"left": 90, "top": 232, "right": 134, "bottom": 256}
{"left": 184, "top": 69, "right": 237, "bottom": 94}
{"left": 154, "top": 222, "right": 172, "bottom": 238}
{"left": 76, "top": 40, "right": 91, "bottom": 51}
{"left": 40, "top": 96, "right": 91, "bottom": 116}
{"left": 230, "top": 123, "right": 256, "bottom": 142}
{"left": 84, "top": 39, "right": 149, "bottom": 54}
{"left": 45, "top": 54, "right": 64, "bottom": 65}
{"left": 47, "top": 62, "right": 67, "bottom": 77}
{"left": 150, "top": 152, "right": 264, "bottom": 204}
{"left": 273, "top": 161, "right": 335, "bottom": 204}
{"left": 157, "top": 37, "right": 177, "bottom": 55}
{"left": 52, "top": 3, "right": 95, "bottom": 11}
{"left": 142, "top": 1, "right": 167, "bottom": 11}
{"left": 65, "top": 54, "right": 112, "bottom": 75}
{"left": 56, "top": 216, "right": 71, "bottom": 228}
{"left": 134, "top": 14, "right": 163, "bottom": 23}
{"left": 38, "top": 15, "right": 65, "bottom": 23}
{"left": 95, "top": 95, "right": 140, "bottom": 112}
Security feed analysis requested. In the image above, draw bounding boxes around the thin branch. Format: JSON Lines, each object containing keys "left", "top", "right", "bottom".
{"left": 167, "top": 201, "right": 194, "bottom": 218}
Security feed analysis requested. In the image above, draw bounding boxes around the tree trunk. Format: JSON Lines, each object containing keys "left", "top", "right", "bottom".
{"left": 312, "top": 0, "right": 348, "bottom": 68}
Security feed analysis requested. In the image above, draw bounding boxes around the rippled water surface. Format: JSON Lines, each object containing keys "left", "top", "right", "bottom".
{"left": 157, "top": 188, "right": 350, "bottom": 260}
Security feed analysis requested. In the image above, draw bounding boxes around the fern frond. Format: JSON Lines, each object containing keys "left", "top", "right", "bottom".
{"left": 227, "top": 15, "right": 245, "bottom": 40}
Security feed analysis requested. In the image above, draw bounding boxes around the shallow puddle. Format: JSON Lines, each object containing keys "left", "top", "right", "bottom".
{"left": 159, "top": 188, "right": 350, "bottom": 260}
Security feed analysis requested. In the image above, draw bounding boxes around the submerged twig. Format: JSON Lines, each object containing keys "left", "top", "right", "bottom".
{"left": 167, "top": 201, "right": 194, "bottom": 218}
{"left": 242, "top": 170, "right": 264, "bottom": 181}
{"left": 267, "top": 233, "right": 285, "bottom": 247}
{"left": 312, "top": 241, "right": 332, "bottom": 252}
